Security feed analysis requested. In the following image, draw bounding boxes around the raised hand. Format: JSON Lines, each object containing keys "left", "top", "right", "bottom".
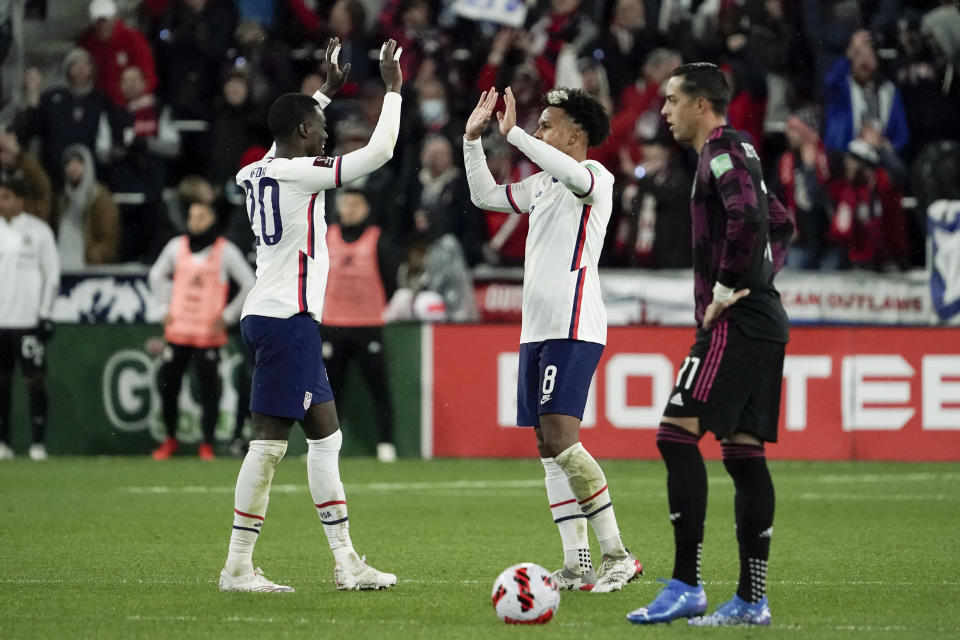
{"left": 319, "top": 37, "right": 352, "bottom": 97}
{"left": 465, "top": 89, "right": 498, "bottom": 141}
{"left": 379, "top": 39, "right": 403, "bottom": 94}
{"left": 496, "top": 86, "right": 517, "bottom": 136}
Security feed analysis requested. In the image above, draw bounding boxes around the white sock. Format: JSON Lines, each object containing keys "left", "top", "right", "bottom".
{"left": 307, "top": 430, "right": 356, "bottom": 566}
{"left": 541, "top": 457, "right": 592, "bottom": 573}
{"left": 224, "top": 439, "right": 287, "bottom": 575}
{"left": 554, "top": 442, "right": 628, "bottom": 558}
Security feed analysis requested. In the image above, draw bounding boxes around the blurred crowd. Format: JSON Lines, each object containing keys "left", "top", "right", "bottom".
{"left": 4, "top": 0, "right": 960, "bottom": 286}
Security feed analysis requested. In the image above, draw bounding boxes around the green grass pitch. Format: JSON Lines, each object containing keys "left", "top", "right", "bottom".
{"left": 2, "top": 456, "right": 958, "bottom": 639}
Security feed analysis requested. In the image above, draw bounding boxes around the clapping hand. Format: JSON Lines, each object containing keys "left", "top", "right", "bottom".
{"left": 379, "top": 39, "right": 403, "bottom": 94}
{"left": 465, "top": 89, "right": 498, "bottom": 141}
{"left": 319, "top": 37, "right": 351, "bottom": 97}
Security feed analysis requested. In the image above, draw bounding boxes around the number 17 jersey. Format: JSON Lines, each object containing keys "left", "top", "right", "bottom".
{"left": 238, "top": 154, "right": 344, "bottom": 322}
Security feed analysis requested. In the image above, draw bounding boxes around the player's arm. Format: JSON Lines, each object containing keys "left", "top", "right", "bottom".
{"left": 276, "top": 40, "right": 403, "bottom": 190}
{"left": 221, "top": 241, "right": 256, "bottom": 325}
{"left": 37, "top": 223, "right": 59, "bottom": 320}
{"left": 498, "top": 86, "right": 596, "bottom": 201}
{"left": 147, "top": 238, "right": 180, "bottom": 315}
{"left": 462, "top": 89, "right": 534, "bottom": 213}
{"left": 261, "top": 38, "right": 350, "bottom": 161}
{"left": 767, "top": 191, "right": 795, "bottom": 275}
{"left": 702, "top": 144, "right": 763, "bottom": 328}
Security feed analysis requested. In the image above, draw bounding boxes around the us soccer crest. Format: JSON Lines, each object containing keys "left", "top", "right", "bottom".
{"left": 303, "top": 391, "right": 313, "bottom": 410}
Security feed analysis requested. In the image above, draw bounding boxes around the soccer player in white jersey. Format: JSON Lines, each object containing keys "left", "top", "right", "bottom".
{"left": 0, "top": 178, "right": 59, "bottom": 462}
{"left": 463, "top": 87, "right": 643, "bottom": 592}
{"left": 218, "top": 38, "right": 402, "bottom": 593}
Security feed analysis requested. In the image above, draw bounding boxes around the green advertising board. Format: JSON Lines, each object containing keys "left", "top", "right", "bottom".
{"left": 6, "top": 324, "right": 421, "bottom": 458}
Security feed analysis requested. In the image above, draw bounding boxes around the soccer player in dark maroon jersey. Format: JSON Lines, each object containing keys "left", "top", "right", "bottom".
{"left": 627, "top": 63, "right": 795, "bottom": 627}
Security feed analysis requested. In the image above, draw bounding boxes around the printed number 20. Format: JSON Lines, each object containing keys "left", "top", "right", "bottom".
{"left": 243, "top": 177, "right": 282, "bottom": 246}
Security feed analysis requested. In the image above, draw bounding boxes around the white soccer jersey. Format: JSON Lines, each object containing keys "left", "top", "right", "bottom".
{"left": 0, "top": 212, "right": 59, "bottom": 329}
{"left": 464, "top": 127, "right": 614, "bottom": 345}
{"left": 238, "top": 91, "right": 402, "bottom": 322}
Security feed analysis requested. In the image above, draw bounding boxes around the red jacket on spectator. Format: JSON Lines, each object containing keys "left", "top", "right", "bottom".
{"left": 777, "top": 143, "right": 830, "bottom": 216}
{"left": 828, "top": 168, "right": 908, "bottom": 267}
{"left": 78, "top": 19, "right": 157, "bottom": 107}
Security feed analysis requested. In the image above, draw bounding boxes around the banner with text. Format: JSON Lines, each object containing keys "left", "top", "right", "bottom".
{"left": 429, "top": 325, "right": 960, "bottom": 460}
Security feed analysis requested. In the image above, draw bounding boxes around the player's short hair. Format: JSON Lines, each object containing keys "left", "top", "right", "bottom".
{"left": 0, "top": 176, "right": 28, "bottom": 198}
{"left": 267, "top": 93, "right": 322, "bottom": 141}
{"left": 543, "top": 88, "right": 610, "bottom": 147}
{"left": 669, "top": 63, "right": 730, "bottom": 116}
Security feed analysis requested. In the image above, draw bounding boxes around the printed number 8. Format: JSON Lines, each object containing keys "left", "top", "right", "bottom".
{"left": 542, "top": 365, "right": 558, "bottom": 395}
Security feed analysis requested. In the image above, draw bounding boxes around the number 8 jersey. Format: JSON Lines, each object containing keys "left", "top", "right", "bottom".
{"left": 237, "top": 91, "right": 402, "bottom": 322}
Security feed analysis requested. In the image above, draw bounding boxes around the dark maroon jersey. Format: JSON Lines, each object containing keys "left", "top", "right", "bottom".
{"left": 690, "top": 126, "right": 795, "bottom": 342}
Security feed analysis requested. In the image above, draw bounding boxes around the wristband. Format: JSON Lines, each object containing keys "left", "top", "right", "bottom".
{"left": 712, "top": 282, "right": 734, "bottom": 304}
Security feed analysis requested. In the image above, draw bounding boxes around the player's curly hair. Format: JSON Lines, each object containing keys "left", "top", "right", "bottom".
{"left": 267, "top": 93, "right": 322, "bottom": 140}
{"left": 543, "top": 88, "right": 610, "bottom": 148}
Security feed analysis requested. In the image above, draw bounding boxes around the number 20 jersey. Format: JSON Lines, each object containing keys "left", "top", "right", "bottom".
{"left": 237, "top": 154, "right": 343, "bottom": 322}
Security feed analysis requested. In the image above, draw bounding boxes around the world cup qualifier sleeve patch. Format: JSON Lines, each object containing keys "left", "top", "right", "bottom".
{"left": 710, "top": 153, "right": 734, "bottom": 179}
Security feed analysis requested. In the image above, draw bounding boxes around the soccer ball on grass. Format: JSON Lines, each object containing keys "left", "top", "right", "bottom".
{"left": 491, "top": 563, "right": 560, "bottom": 624}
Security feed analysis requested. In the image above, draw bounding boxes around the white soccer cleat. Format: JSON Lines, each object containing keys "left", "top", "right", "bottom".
{"left": 219, "top": 567, "right": 294, "bottom": 593}
{"left": 334, "top": 554, "right": 397, "bottom": 590}
{"left": 551, "top": 566, "right": 597, "bottom": 591}
{"left": 376, "top": 442, "right": 397, "bottom": 463}
{"left": 28, "top": 444, "right": 48, "bottom": 461}
{"left": 0, "top": 442, "right": 14, "bottom": 460}
{"left": 592, "top": 552, "right": 643, "bottom": 593}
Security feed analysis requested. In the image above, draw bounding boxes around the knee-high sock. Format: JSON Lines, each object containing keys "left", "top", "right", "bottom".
{"left": 0, "top": 373, "right": 12, "bottom": 444}
{"left": 541, "top": 457, "right": 592, "bottom": 573}
{"left": 224, "top": 439, "right": 287, "bottom": 575}
{"left": 27, "top": 377, "right": 47, "bottom": 444}
{"left": 722, "top": 442, "right": 775, "bottom": 603}
{"left": 656, "top": 423, "right": 706, "bottom": 587}
{"left": 307, "top": 430, "right": 356, "bottom": 566}
{"left": 553, "top": 442, "right": 627, "bottom": 558}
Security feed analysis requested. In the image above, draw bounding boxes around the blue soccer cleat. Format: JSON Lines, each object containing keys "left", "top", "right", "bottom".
{"left": 626, "top": 579, "right": 707, "bottom": 624}
{"left": 687, "top": 594, "right": 771, "bottom": 626}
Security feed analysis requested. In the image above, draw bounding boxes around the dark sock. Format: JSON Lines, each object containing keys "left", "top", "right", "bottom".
{"left": 722, "top": 442, "right": 775, "bottom": 603}
{"left": 0, "top": 374, "right": 11, "bottom": 444}
{"left": 656, "top": 423, "right": 706, "bottom": 587}
{"left": 27, "top": 377, "right": 47, "bottom": 444}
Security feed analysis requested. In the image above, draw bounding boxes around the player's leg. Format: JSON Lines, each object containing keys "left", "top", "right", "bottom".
{"left": 691, "top": 339, "right": 783, "bottom": 627}
{"left": 320, "top": 325, "right": 350, "bottom": 409}
{"left": 305, "top": 326, "right": 395, "bottom": 590}
{"left": 20, "top": 332, "right": 49, "bottom": 461}
{"left": 518, "top": 343, "right": 593, "bottom": 589}
{"left": 355, "top": 327, "right": 397, "bottom": 462}
{"left": 194, "top": 348, "right": 222, "bottom": 460}
{"left": 153, "top": 344, "right": 191, "bottom": 459}
{"left": 535, "top": 340, "right": 642, "bottom": 593}
{"left": 229, "top": 348, "right": 252, "bottom": 457}
{"left": 220, "top": 315, "right": 308, "bottom": 593}
{"left": 629, "top": 329, "right": 719, "bottom": 623}
{"left": 0, "top": 331, "right": 15, "bottom": 459}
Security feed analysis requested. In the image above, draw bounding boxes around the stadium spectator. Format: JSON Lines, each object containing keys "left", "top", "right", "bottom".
{"left": 316, "top": 0, "right": 372, "bottom": 99}
{"left": 612, "top": 125, "right": 693, "bottom": 268}
{"left": 52, "top": 144, "right": 119, "bottom": 270}
{"left": 148, "top": 200, "right": 254, "bottom": 460}
{"left": 0, "top": 130, "right": 52, "bottom": 222}
{"left": 207, "top": 69, "right": 268, "bottom": 194}
{"left": 526, "top": 0, "right": 598, "bottom": 89}
{"left": 827, "top": 138, "right": 909, "bottom": 270}
{"left": 0, "top": 178, "right": 59, "bottom": 462}
{"left": 405, "top": 134, "right": 480, "bottom": 265}
{"left": 78, "top": 0, "right": 157, "bottom": 107}
{"left": 327, "top": 118, "right": 397, "bottom": 235}
{"left": 774, "top": 106, "right": 834, "bottom": 270}
{"left": 823, "top": 29, "right": 910, "bottom": 153}
{"left": 230, "top": 20, "right": 297, "bottom": 112}
{"left": 151, "top": 0, "right": 237, "bottom": 122}
{"left": 893, "top": 10, "right": 960, "bottom": 165}
{"left": 322, "top": 189, "right": 400, "bottom": 463}
{"left": 376, "top": 0, "right": 440, "bottom": 81}
{"left": 13, "top": 50, "right": 111, "bottom": 188}
{"left": 590, "top": 0, "right": 663, "bottom": 105}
